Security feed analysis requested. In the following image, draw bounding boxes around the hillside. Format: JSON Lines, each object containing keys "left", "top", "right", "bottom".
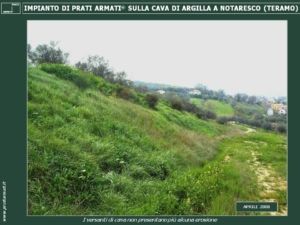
{"left": 28, "top": 65, "right": 287, "bottom": 215}
{"left": 190, "top": 98, "right": 234, "bottom": 117}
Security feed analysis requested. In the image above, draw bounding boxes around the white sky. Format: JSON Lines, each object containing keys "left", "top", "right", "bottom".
{"left": 28, "top": 20, "right": 287, "bottom": 97}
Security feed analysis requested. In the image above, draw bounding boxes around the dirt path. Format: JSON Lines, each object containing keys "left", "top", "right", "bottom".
{"left": 245, "top": 127, "right": 256, "bottom": 134}
{"left": 249, "top": 149, "right": 287, "bottom": 216}
{"left": 220, "top": 125, "right": 287, "bottom": 215}
{"left": 243, "top": 128, "right": 287, "bottom": 215}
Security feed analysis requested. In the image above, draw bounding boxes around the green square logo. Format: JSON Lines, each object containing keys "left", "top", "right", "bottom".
{"left": 1, "top": 2, "right": 21, "bottom": 14}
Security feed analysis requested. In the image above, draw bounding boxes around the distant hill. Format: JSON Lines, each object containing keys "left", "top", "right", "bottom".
{"left": 190, "top": 98, "right": 234, "bottom": 117}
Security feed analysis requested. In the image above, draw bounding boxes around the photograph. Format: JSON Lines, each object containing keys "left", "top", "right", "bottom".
{"left": 27, "top": 20, "right": 287, "bottom": 216}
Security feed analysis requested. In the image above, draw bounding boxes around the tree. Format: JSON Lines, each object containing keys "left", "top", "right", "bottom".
{"left": 27, "top": 44, "right": 37, "bottom": 64}
{"left": 247, "top": 95, "right": 258, "bottom": 104}
{"left": 234, "top": 93, "right": 248, "bottom": 103}
{"left": 74, "top": 61, "right": 88, "bottom": 71}
{"left": 76, "top": 56, "right": 132, "bottom": 86}
{"left": 114, "top": 71, "right": 128, "bottom": 85}
{"left": 75, "top": 55, "right": 111, "bottom": 78}
{"left": 75, "top": 55, "right": 132, "bottom": 86}
{"left": 29, "top": 41, "right": 69, "bottom": 64}
{"left": 216, "top": 90, "right": 226, "bottom": 101}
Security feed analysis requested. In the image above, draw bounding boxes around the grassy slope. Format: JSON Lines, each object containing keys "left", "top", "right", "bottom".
{"left": 28, "top": 67, "right": 286, "bottom": 215}
{"left": 28, "top": 68, "right": 226, "bottom": 215}
{"left": 207, "top": 130, "right": 287, "bottom": 215}
{"left": 190, "top": 98, "right": 234, "bottom": 117}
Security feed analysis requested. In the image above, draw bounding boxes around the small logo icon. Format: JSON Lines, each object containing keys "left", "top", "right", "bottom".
{"left": 1, "top": 2, "right": 21, "bottom": 14}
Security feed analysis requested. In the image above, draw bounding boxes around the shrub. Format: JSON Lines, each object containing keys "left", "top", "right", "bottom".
{"left": 40, "top": 64, "right": 100, "bottom": 90}
{"left": 182, "top": 101, "right": 198, "bottom": 114}
{"left": 196, "top": 109, "right": 217, "bottom": 120}
{"left": 28, "top": 146, "right": 103, "bottom": 208}
{"left": 206, "top": 110, "right": 217, "bottom": 119}
{"left": 144, "top": 162, "right": 170, "bottom": 180}
{"left": 169, "top": 97, "right": 184, "bottom": 111}
{"left": 40, "top": 63, "right": 72, "bottom": 76}
{"left": 140, "top": 153, "right": 174, "bottom": 180}
{"left": 116, "top": 86, "right": 136, "bottom": 101}
{"left": 145, "top": 94, "right": 159, "bottom": 109}
{"left": 167, "top": 164, "right": 223, "bottom": 214}
{"left": 276, "top": 124, "right": 287, "bottom": 133}
{"left": 217, "top": 116, "right": 229, "bottom": 124}
{"left": 97, "top": 151, "right": 129, "bottom": 174}
{"left": 66, "top": 71, "right": 90, "bottom": 89}
{"left": 261, "top": 122, "right": 272, "bottom": 131}
{"left": 129, "top": 165, "right": 149, "bottom": 179}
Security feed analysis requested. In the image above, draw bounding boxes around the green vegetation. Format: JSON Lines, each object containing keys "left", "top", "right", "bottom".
{"left": 191, "top": 98, "right": 234, "bottom": 117}
{"left": 190, "top": 97, "right": 203, "bottom": 107}
{"left": 205, "top": 100, "right": 234, "bottom": 117}
{"left": 234, "top": 102, "right": 265, "bottom": 119}
{"left": 207, "top": 130, "right": 287, "bottom": 215}
{"left": 28, "top": 64, "right": 287, "bottom": 215}
{"left": 158, "top": 103, "right": 223, "bottom": 137}
{"left": 245, "top": 132, "right": 287, "bottom": 178}
{"left": 191, "top": 97, "right": 287, "bottom": 134}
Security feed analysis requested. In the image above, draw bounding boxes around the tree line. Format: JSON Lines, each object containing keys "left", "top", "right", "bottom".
{"left": 28, "top": 42, "right": 132, "bottom": 86}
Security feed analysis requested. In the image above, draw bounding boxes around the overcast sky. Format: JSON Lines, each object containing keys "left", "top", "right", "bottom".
{"left": 28, "top": 20, "right": 287, "bottom": 97}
